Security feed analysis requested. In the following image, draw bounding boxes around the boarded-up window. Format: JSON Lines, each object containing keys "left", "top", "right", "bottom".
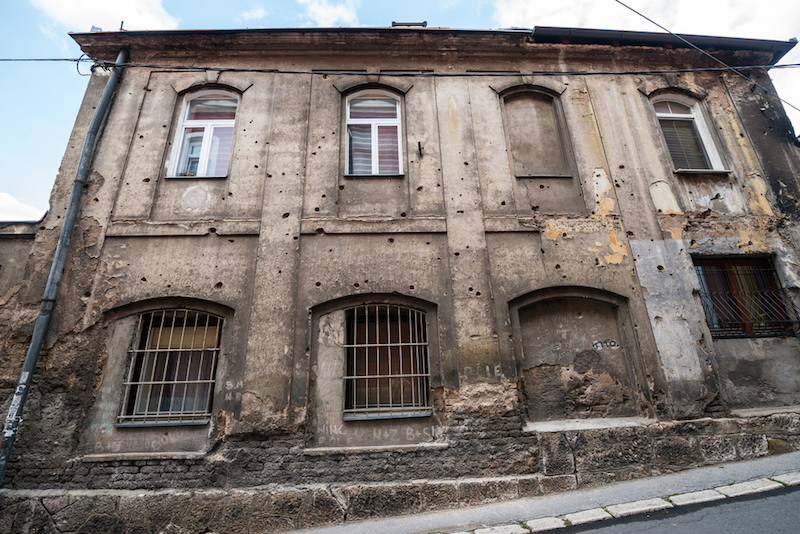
{"left": 504, "top": 92, "right": 570, "bottom": 177}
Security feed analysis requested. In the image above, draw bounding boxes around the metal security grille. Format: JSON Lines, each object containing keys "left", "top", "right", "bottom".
{"left": 694, "top": 257, "right": 800, "bottom": 338}
{"left": 343, "top": 305, "right": 431, "bottom": 420}
{"left": 118, "top": 310, "right": 222, "bottom": 425}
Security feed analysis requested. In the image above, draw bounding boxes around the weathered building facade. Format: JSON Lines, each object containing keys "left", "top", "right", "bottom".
{"left": 2, "top": 26, "right": 800, "bottom": 532}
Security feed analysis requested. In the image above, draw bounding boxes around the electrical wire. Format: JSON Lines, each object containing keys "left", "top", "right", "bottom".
{"left": 614, "top": 0, "right": 800, "bottom": 114}
{"left": 2, "top": 57, "right": 798, "bottom": 78}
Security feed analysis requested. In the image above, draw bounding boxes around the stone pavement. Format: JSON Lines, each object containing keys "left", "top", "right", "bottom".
{"left": 290, "top": 450, "right": 800, "bottom": 534}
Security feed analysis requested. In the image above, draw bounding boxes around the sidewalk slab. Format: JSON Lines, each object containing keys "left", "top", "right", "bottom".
{"left": 524, "top": 517, "right": 565, "bottom": 532}
{"left": 474, "top": 526, "right": 528, "bottom": 534}
{"left": 563, "top": 508, "right": 612, "bottom": 525}
{"left": 669, "top": 489, "right": 726, "bottom": 506}
{"left": 715, "top": 478, "right": 783, "bottom": 497}
{"left": 773, "top": 471, "right": 800, "bottom": 486}
{"left": 606, "top": 498, "right": 672, "bottom": 518}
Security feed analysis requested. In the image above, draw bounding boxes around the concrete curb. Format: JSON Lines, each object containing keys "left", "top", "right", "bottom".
{"left": 444, "top": 470, "right": 800, "bottom": 533}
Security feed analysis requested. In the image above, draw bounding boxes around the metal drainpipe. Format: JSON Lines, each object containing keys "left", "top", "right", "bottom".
{"left": 0, "top": 49, "right": 128, "bottom": 486}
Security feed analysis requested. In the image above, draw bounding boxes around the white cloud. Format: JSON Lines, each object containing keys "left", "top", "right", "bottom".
{"left": 237, "top": 6, "right": 268, "bottom": 23}
{"left": 0, "top": 193, "right": 46, "bottom": 222}
{"left": 297, "top": 0, "right": 359, "bottom": 27}
{"left": 29, "top": 0, "right": 178, "bottom": 32}
{"left": 492, "top": 0, "right": 800, "bottom": 39}
{"left": 492, "top": 0, "right": 800, "bottom": 133}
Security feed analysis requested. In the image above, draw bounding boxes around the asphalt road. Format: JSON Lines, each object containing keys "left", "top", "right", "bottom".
{"left": 561, "top": 485, "right": 800, "bottom": 534}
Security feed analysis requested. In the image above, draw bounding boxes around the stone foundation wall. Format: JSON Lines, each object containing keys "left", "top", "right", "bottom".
{"left": 2, "top": 412, "right": 799, "bottom": 533}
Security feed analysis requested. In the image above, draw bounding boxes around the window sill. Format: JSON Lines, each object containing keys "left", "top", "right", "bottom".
{"left": 343, "top": 410, "right": 433, "bottom": 422}
{"left": 674, "top": 169, "right": 731, "bottom": 177}
{"left": 165, "top": 175, "right": 228, "bottom": 180}
{"left": 303, "top": 441, "right": 448, "bottom": 456}
{"left": 523, "top": 417, "right": 654, "bottom": 433}
{"left": 81, "top": 451, "right": 206, "bottom": 462}
{"left": 116, "top": 420, "right": 210, "bottom": 428}
{"left": 344, "top": 174, "right": 405, "bottom": 179}
{"left": 515, "top": 174, "right": 574, "bottom": 179}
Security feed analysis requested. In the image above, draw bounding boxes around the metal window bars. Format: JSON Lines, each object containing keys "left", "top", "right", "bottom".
{"left": 694, "top": 258, "right": 800, "bottom": 338}
{"left": 343, "top": 305, "right": 431, "bottom": 420}
{"left": 118, "top": 310, "right": 222, "bottom": 425}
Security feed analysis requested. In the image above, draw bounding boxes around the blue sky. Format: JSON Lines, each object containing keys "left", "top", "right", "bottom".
{"left": 1, "top": 0, "right": 799, "bottom": 220}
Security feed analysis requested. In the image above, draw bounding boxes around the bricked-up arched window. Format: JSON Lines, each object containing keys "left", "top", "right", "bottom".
{"left": 343, "top": 304, "right": 431, "bottom": 420}
{"left": 345, "top": 89, "right": 403, "bottom": 176}
{"left": 502, "top": 89, "right": 573, "bottom": 178}
{"left": 168, "top": 90, "right": 238, "bottom": 177}
{"left": 118, "top": 310, "right": 222, "bottom": 425}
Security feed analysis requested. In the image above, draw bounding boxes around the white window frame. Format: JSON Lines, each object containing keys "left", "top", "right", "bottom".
{"left": 167, "top": 90, "right": 238, "bottom": 178}
{"left": 345, "top": 89, "right": 403, "bottom": 176}
{"left": 652, "top": 95, "right": 724, "bottom": 171}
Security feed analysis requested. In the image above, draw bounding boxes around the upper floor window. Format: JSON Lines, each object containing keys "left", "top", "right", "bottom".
{"left": 168, "top": 91, "right": 238, "bottom": 177}
{"left": 653, "top": 97, "right": 723, "bottom": 171}
{"left": 118, "top": 309, "right": 222, "bottom": 425}
{"left": 694, "top": 257, "right": 800, "bottom": 338}
{"left": 343, "top": 304, "right": 431, "bottom": 420}
{"left": 345, "top": 90, "right": 403, "bottom": 176}
{"left": 502, "top": 89, "right": 573, "bottom": 178}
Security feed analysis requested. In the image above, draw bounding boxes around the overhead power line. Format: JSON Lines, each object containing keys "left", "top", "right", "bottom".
{"left": 2, "top": 52, "right": 799, "bottom": 113}
{"left": 2, "top": 57, "right": 798, "bottom": 77}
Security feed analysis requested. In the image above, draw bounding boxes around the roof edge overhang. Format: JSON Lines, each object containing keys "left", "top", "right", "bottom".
{"left": 70, "top": 25, "right": 797, "bottom": 66}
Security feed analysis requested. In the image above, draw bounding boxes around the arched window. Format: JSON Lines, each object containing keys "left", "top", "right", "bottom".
{"left": 345, "top": 89, "right": 403, "bottom": 176}
{"left": 502, "top": 89, "right": 573, "bottom": 178}
{"left": 168, "top": 90, "right": 238, "bottom": 177}
{"left": 652, "top": 96, "right": 723, "bottom": 171}
{"left": 510, "top": 288, "right": 646, "bottom": 422}
{"left": 118, "top": 309, "right": 222, "bottom": 425}
{"left": 343, "top": 304, "right": 430, "bottom": 419}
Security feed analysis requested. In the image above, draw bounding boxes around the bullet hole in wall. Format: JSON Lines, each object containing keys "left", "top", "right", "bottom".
{"left": 214, "top": 282, "right": 223, "bottom": 289}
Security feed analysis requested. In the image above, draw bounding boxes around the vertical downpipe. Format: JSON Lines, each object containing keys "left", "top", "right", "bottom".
{"left": 0, "top": 49, "right": 129, "bottom": 486}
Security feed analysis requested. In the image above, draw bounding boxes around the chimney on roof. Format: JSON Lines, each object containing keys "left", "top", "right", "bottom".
{"left": 392, "top": 21, "right": 428, "bottom": 27}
